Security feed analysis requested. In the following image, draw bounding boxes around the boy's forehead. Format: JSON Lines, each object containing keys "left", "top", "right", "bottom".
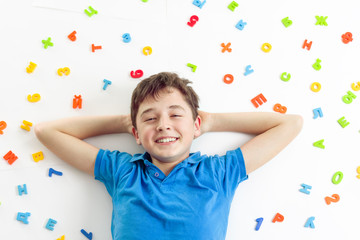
{"left": 138, "top": 89, "right": 188, "bottom": 114}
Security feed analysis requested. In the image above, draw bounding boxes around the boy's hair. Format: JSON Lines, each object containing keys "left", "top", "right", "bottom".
{"left": 131, "top": 72, "right": 199, "bottom": 129}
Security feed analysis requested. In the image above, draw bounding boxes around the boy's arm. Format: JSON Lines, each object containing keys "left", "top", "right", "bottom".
{"left": 198, "top": 111, "right": 303, "bottom": 174}
{"left": 34, "top": 115, "right": 133, "bottom": 176}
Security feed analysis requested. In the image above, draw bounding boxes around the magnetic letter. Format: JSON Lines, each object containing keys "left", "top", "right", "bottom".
{"left": 342, "top": 91, "right": 356, "bottom": 104}
{"left": 304, "top": 216, "right": 315, "bottom": 228}
{"left": 351, "top": 82, "right": 360, "bottom": 91}
{"left": 251, "top": 93, "right": 267, "bottom": 108}
{"left": 27, "top": 93, "right": 41, "bottom": 102}
{"left": 244, "top": 65, "right": 254, "bottom": 76}
{"left": 3, "top": 150, "right": 18, "bottom": 165}
{"left": 332, "top": 171, "right": 343, "bottom": 185}
{"left": 280, "top": 72, "right": 291, "bottom": 82}
{"left": 68, "top": 31, "right": 77, "bottom": 41}
{"left": 49, "top": 168, "right": 63, "bottom": 177}
{"left": 20, "top": 120, "right": 33, "bottom": 131}
{"left": 313, "top": 108, "right": 323, "bottom": 119}
{"left": 281, "top": 17, "right": 292, "bottom": 27}
{"left": 187, "top": 63, "right": 197, "bottom": 72}
{"left": 315, "top": 16, "right": 328, "bottom": 26}
{"left": 46, "top": 218, "right": 57, "bottom": 231}
{"left": 272, "top": 213, "right": 284, "bottom": 223}
{"left": 303, "top": 40, "right": 313, "bottom": 50}
{"left": 228, "top": 1, "right": 239, "bottom": 11}
{"left": 81, "top": 229, "right": 93, "bottom": 240}
{"left": 103, "top": 79, "right": 112, "bottom": 90}
{"left": 255, "top": 217, "right": 263, "bottom": 231}
{"left": 84, "top": 6, "right": 98, "bottom": 17}
{"left": 17, "top": 212, "right": 31, "bottom": 224}
{"left": 0, "top": 121, "right": 7, "bottom": 135}
{"left": 338, "top": 116, "right": 350, "bottom": 128}
{"left": 299, "top": 183, "right": 312, "bottom": 195}
{"left": 192, "top": 0, "right": 206, "bottom": 9}
{"left": 73, "top": 95, "right": 82, "bottom": 109}
{"left": 313, "top": 139, "right": 325, "bottom": 149}
{"left": 312, "top": 59, "right": 322, "bottom": 71}
{"left": 32, "top": 151, "right": 44, "bottom": 162}
{"left": 18, "top": 184, "right": 28, "bottom": 196}
{"left": 236, "top": 19, "right": 247, "bottom": 30}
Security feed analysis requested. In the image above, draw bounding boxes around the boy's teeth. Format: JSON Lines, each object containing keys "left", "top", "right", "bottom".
{"left": 157, "top": 138, "right": 177, "bottom": 143}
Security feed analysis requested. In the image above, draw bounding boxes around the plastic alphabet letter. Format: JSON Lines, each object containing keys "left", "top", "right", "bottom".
{"left": 223, "top": 74, "right": 234, "bottom": 84}
{"left": 235, "top": 20, "right": 247, "bottom": 30}
{"left": 280, "top": 72, "right": 291, "bottom": 82}
{"left": 221, "top": 43, "right": 232, "bottom": 53}
{"left": 357, "top": 166, "right": 360, "bottom": 179}
{"left": 342, "top": 32, "right": 353, "bottom": 44}
{"left": 32, "top": 151, "right": 44, "bottom": 162}
{"left": 68, "top": 31, "right": 77, "bottom": 41}
{"left": 261, "top": 43, "right": 272, "bottom": 52}
{"left": 299, "top": 183, "right": 312, "bottom": 195}
{"left": 84, "top": 6, "right": 98, "bottom": 17}
{"left": 122, "top": 33, "right": 131, "bottom": 43}
{"left": 49, "top": 168, "right": 63, "bottom": 177}
{"left": 46, "top": 218, "right": 57, "bottom": 231}
{"left": 338, "top": 116, "right": 350, "bottom": 128}
{"left": 3, "top": 150, "right": 18, "bottom": 165}
{"left": 17, "top": 212, "right": 31, "bottom": 224}
{"left": 18, "top": 184, "right": 28, "bottom": 196}
{"left": 103, "top": 79, "right": 112, "bottom": 90}
{"left": 272, "top": 213, "right": 284, "bottom": 223}
{"left": 255, "top": 217, "right": 263, "bottom": 231}
{"left": 310, "top": 82, "right": 321, "bottom": 92}
{"left": 273, "top": 103, "right": 287, "bottom": 114}
{"left": 73, "top": 95, "right": 82, "bottom": 109}
{"left": 91, "top": 44, "right": 102, "bottom": 52}
{"left": 342, "top": 91, "right": 356, "bottom": 104}
{"left": 332, "top": 171, "right": 343, "bottom": 185}
{"left": 351, "top": 82, "right": 360, "bottom": 91}
{"left": 0, "top": 121, "right": 7, "bottom": 135}
{"left": 81, "top": 229, "right": 93, "bottom": 240}
{"left": 130, "top": 70, "right": 144, "bottom": 78}
{"left": 42, "top": 37, "right": 54, "bottom": 49}
{"left": 313, "top": 139, "right": 325, "bottom": 149}
{"left": 57, "top": 236, "right": 65, "bottom": 240}
{"left": 281, "top": 17, "right": 292, "bottom": 28}
{"left": 312, "top": 59, "right": 322, "bottom": 71}
{"left": 315, "top": 16, "right": 328, "bottom": 26}
{"left": 27, "top": 93, "right": 41, "bottom": 102}
{"left": 20, "top": 120, "right": 33, "bottom": 131}
{"left": 313, "top": 108, "right": 323, "bottom": 119}
{"left": 302, "top": 40, "right": 313, "bottom": 50}
{"left": 325, "top": 194, "right": 340, "bottom": 205}
{"left": 228, "top": 1, "right": 239, "bottom": 11}
{"left": 143, "top": 46, "right": 152, "bottom": 56}
{"left": 187, "top": 63, "right": 197, "bottom": 72}
{"left": 58, "top": 67, "right": 70, "bottom": 76}
{"left": 187, "top": 15, "right": 199, "bottom": 27}
{"left": 251, "top": 93, "right": 267, "bottom": 108}
{"left": 26, "top": 62, "right": 37, "bottom": 73}
{"left": 244, "top": 65, "right": 254, "bottom": 76}
{"left": 305, "top": 217, "right": 315, "bottom": 229}
{"left": 193, "top": 0, "right": 206, "bottom": 9}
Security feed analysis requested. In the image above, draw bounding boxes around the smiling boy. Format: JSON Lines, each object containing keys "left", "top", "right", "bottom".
{"left": 35, "top": 72, "right": 303, "bottom": 239}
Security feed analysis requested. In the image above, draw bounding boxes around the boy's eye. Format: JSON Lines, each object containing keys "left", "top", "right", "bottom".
{"left": 171, "top": 115, "right": 181, "bottom": 117}
{"left": 145, "top": 118, "right": 155, "bottom": 122}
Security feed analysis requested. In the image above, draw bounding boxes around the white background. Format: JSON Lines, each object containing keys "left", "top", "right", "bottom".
{"left": 1, "top": 0, "right": 360, "bottom": 239}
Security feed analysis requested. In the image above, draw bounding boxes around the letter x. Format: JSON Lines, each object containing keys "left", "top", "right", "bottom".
{"left": 221, "top": 43, "right": 232, "bottom": 53}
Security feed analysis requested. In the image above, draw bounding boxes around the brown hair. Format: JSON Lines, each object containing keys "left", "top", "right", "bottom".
{"left": 131, "top": 72, "right": 199, "bottom": 129}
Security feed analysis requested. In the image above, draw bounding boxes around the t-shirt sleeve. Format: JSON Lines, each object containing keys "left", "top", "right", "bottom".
{"left": 214, "top": 147, "right": 248, "bottom": 196}
{"left": 94, "top": 149, "right": 133, "bottom": 197}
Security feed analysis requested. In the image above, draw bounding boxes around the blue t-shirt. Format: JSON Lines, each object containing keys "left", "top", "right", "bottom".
{"left": 94, "top": 148, "right": 248, "bottom": 240}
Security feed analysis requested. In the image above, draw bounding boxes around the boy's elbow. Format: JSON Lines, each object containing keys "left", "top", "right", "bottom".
{"left": 288, "top": 114, "right": 304, "bottom": 134}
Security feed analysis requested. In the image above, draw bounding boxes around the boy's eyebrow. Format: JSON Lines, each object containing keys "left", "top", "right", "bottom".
{"left": 140, "top": 105, "right": 186, "bottom": 117}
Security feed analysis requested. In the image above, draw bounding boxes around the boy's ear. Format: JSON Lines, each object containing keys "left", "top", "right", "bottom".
{"left": 193, "top": 115, "right": 201, "bottom": 139}
{"left": 132, "top": 127, "right": 142, "bottom": 145}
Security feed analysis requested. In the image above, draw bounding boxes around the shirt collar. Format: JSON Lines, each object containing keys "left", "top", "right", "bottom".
{"left": 130, "top": 151, "right": 201, "bottom": 164}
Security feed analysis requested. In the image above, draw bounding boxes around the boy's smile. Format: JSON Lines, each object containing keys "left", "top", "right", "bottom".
{"left": 132, "top": 87, "right": 201, "bottom": 175}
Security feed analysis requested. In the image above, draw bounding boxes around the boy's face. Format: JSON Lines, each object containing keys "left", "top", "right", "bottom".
{"left": 132, "top": 88, "right": 201, "bottom": 166}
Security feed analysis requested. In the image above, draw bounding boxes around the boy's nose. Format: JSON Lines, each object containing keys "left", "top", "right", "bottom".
{"left": 156, "top": 117, "right": 171, "bottom": 131}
